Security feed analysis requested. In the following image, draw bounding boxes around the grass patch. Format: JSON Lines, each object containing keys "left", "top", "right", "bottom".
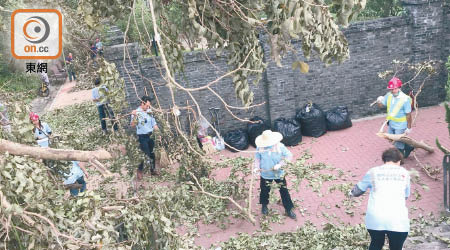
{"left": 0, "top": 73, "right": 40, "bottom": 101}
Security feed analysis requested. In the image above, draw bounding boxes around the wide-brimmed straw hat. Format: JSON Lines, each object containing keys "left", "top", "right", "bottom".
{"left": 255, "top": 130, "right": 283, "bottom": 148}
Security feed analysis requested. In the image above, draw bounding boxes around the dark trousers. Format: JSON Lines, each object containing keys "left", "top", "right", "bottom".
{"left": 68, "top": 70, "right": 76, "bottom": 81}
{"left": 70, "top": 177, "right": 87, "bottom": 196}
{"left": 368, "top": 229, "right": 408, "bottom": 250}
{"left": 97, "top": 104, "right": 118, "bottom": 131}
{"left": 138, "top": 133, "right": 155, "bottom": 171}
{"left": 259, "top": 177, "right": 294, "bottom": 211}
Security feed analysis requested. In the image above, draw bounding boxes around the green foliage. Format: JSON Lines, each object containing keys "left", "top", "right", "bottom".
{"left": 216, "top": 222, "right": 370, "bottom": 250}
{"left": 77, "top": 0, "right": 132, "bottom": 31}
{"left": 0, "top": 91, "right": 35, "bottom": 143}
{"left": 1, "top": 97, "right": 444, "bottom": 248}
{"left": 436, "top": 55, "right": 450, "bottom": 154}
{"left": 446, "top": 55, "right": 450, "bottom": 102}
{"left": 353, "top": 0, "right": 404, "bottom": 21}
{"left": 78, "top": 0, "right": 366, "bottom": 106}
{"left": 216, "top": 213, "right": 450, "bottom": 249}
{"left": 326, "top": 0, "right": 405, "bottom": 22}
{"left": 0, "top": 73, "right": 40, "bottom": 98}
{"left": 331, "top": 0, "right": 367, "bottom": 25}
{"left": 116, "top": 1, "right": 148, "bottom": 41}
{"left": 96, "top": 58, "right": 127, "bottom": 112}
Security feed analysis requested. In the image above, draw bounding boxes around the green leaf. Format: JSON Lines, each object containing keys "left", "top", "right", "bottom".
{"left": 299, "top": 61, "right": 309, "bottom": 73}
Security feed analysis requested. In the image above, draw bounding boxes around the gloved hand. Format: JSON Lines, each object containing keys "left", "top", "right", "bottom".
{"left": 273, "top": 164, "right": 281, "bottom": 171}
{"left": 377, "top": 96, "right": 384, "bottom": 103}
{"left": 252, "top": 168, "right": 260, "bottom": 174}
{"left": 347, "top": 190, "right": 354, "bottom": 198}
{"left": 405, "top": 128, "right": 412, "bottom": 134}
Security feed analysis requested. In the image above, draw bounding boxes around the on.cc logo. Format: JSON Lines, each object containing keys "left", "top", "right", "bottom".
{"left": 11, "top": 9, "right": 62, "bottom": 59}
{"left": 23, "top": 16, "right": 51, "bottom": 44}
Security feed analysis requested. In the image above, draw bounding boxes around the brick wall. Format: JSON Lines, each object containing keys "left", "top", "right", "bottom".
{"left": 105, "top": 0, "right": 449, "bottom": 134}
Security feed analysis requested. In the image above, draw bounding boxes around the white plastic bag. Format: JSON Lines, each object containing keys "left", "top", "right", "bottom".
{"left": 213, "top": 136, "right": 225, "bottom": 151}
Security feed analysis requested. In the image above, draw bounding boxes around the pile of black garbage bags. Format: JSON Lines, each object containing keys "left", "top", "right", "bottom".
{"left": 224, "top": 103, "right": 352, "bottom": 151}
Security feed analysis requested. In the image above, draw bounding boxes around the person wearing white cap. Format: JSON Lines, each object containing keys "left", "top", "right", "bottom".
{"left": 253, "top": 130, "right": 296, "bottom": 219}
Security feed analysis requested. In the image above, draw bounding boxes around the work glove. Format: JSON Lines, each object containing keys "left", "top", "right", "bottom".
{"left": 405, "top": 128, "right": 412, "bottom": 134}
{"left": 252, "top": 168, "right": 260, "bottom": 174}
{"left": 377, "top": 96, "right": 384, "bottom": 103}
{"left": 273, "top": 164, "right": 281, "bottom": 171}
{"left": 347, "top": 190, "right": 354, "bottom": 198}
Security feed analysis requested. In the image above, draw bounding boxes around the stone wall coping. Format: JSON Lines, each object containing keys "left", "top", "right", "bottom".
{"left": 401, "top": 0, "right": 443, "bottom": 5}
{"left": 343, "top": 16, "right": 407, "bottom": 34}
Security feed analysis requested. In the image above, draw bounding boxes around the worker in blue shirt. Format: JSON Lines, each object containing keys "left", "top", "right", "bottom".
{"left": 253, "top": 130, "right": 296, "bottom": 219}
{"left": 131, "top": 95, "right": 159, "bottom": 179}
{"left": 377, "top": 77, "right": 414, "bottom": 158}
{"left": 63, "top": 161, "right": 89, "bottom": 196}
{"left": 92, "top": 78, "right": 118, "bottom": 133}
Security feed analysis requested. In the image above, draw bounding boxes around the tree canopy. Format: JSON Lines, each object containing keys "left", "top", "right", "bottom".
{"left": 77, "top": 0, "right": 366, "bottom": 106}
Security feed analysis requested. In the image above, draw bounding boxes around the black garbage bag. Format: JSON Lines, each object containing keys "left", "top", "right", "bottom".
{"left": 273, "top": 118, "right": 302, "bottom": 146}
{"left": 325, "top": 106, "right": 352, "bottom": 131}
{"left": 295, "top": 103, "right": 327, "bottom": 138}
{"left": 247, "top": 116, "right": 270, "bottom": 148}
{"left": 223, "top": 129, "right": 249, "bottom": 152}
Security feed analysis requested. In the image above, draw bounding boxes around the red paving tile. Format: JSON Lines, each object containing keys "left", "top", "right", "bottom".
{"left": 190, "top": 104, "right": 450, "bottom": 248}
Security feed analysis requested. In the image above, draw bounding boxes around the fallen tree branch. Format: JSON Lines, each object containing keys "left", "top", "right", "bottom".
{"left": 436, "top": 138, "right": 450, "bottom": 154}
{"left": 379, "top": 120, "right": 388, "bottom": 133}
{"left": 0, "top": 191, "right": 35, "bottom": 226}
{"left": 89, "top": 159, "right": 113, "bottom": 177}
{"left": 64, "top": 183, "right": 84, "bottom": 190}
{"left": 0, "top": 139, "right": 112, "bottom": 161}
{"left": 188, "top": 172, "right": 256, "bottom": 224}
{"left": 412, "top": 151, "right": 440, "bottom": 180}
{"left": 101, "top": 206, "right": 124, "bottom": 211}
{"left": 24, "top": 211, "right": 89, "bottom": 247}
{"left": 248, "top": 165, "right": 255, "bottom": 216}
{"left": 376, "top": 133, "right": 434, "bottom": 153}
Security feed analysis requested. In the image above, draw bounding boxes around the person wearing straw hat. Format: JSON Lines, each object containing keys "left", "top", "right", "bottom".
{"left": 253, "top": 130, "right": 296, "bottom": 219}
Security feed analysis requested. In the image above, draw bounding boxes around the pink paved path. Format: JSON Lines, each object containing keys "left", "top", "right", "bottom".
{"left": 48, "top": 80, "right": 91, "bottom": 110}
{"left": 192, "top": 104, "right": 449, "bottom": 248}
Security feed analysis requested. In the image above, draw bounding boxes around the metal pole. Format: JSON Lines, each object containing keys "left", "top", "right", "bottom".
{"left": 443, "top": 154, "right": 450, "bottom": 212}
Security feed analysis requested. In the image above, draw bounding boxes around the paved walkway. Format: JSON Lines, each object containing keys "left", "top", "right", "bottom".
{"left": 48, "top": 80, "right": 91, "bottom": 111}
{"left": 194, "top": 104, "right": 449, "bottom": 248}
{"left": 32, "top": 81, "right": 448, "bottom": 247}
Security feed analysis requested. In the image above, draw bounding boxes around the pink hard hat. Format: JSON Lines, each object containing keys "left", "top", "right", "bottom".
{"left": 29, "top": 112, "right": 39, "bottom": 121}
{"left": 387, "top": 77, "right": 402, "bottom": 89}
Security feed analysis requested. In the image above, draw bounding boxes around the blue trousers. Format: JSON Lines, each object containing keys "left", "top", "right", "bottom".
{"left": 388, "top": 126, "right": 406, "bottom": 150}
{"left": 70, "top": 176, "right": 86, "bottom": 196}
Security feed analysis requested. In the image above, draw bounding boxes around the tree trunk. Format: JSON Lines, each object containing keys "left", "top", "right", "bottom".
{"left": 376, "top": 133, "right": 434, "bottom": 153}
{"left": 0, "top": 139, "right": 112, "bottom": 161}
